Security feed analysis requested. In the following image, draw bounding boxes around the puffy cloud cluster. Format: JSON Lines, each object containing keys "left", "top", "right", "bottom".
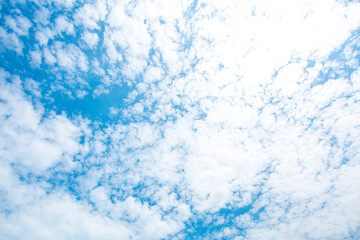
{"left": 0, "top": 0, "right": 360, "bottom": 239}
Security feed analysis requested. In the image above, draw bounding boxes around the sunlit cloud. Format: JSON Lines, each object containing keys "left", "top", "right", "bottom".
{"left": 0, "top": 0, "right": 360, "bottom": 239}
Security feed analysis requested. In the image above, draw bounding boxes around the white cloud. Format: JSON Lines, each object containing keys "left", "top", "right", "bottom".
{"left": 82, "top": 31, "right": 99, "bottom": 49}
{"left": 75, "top": 0, "right": 107, "bottom": 30}
{"left": 111, "top": 196, "right": 182, "bottom": 239}
{"left": 24, "top": 78, "right": 42, "bottom": 97}
{"left": 55, "top": 15, "right": 75, "bottom": 35}
{"left": 34, "top": 7, "right": 51, "bottom": 26}
{"left": 29, "top": 49, "right": 42, "bottom": 67}
{"left": 0, "top": 27, "right": 23, "bottom": 54}
{"left": 0, "top": 190, "right": 134, "bottom": 240}
{"left": 1, "top": 0, "right": 360, "bottom": 239}
{"left": 43, "top": 47, "right": 57, "bottom": 65}
{"left": 76, "top": 89, "right": 88, "bottom": 98}
{"left": 100, "top": 0, "right": 360, "bottom": 237}
{"left": 143, "top": 66, "right": 163, "bottom": 83}
{"left": 0, "top": 69, "right": 83, "bottom": 172}
{"left": 5, "top": 15, "right": 32, "bottom": 36}
{"left": 106, "top": 3, "right": 125, "bottom": 28}
{"left": 35, "top": 27, "right": 54, "bottom": 46}
{"left": 54, "top": 42, "right": 89, "bottom": 72}
{"left": 51, "top": 0, "right": 76, "bottom": 9}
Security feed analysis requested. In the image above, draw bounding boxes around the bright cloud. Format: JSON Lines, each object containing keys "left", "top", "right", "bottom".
{"left": 0, "top": 0, "right": 360, "bottom": 239}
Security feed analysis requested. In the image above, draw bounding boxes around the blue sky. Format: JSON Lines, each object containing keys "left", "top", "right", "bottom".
{"left": 1, "top": 0, "right": 360, "bottom": 239}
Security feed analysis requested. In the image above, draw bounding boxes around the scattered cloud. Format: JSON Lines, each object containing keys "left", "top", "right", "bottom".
{"left": 5, "top": 14, "right": 32, "bottom": 36}
{"left": 0, "top": 27, "right": 23, "bottom": 54}
{"left": 1, "top": 0, "right": 360, "bottom": 239}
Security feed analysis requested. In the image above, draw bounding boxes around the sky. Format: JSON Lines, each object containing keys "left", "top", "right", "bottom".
{"left": 0, "top": 0, "right": 360, "bottom": 239}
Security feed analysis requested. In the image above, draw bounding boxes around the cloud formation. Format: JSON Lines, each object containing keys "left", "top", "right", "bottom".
{"left": 0, "top": 0, "right": 360, "bottom": 239}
